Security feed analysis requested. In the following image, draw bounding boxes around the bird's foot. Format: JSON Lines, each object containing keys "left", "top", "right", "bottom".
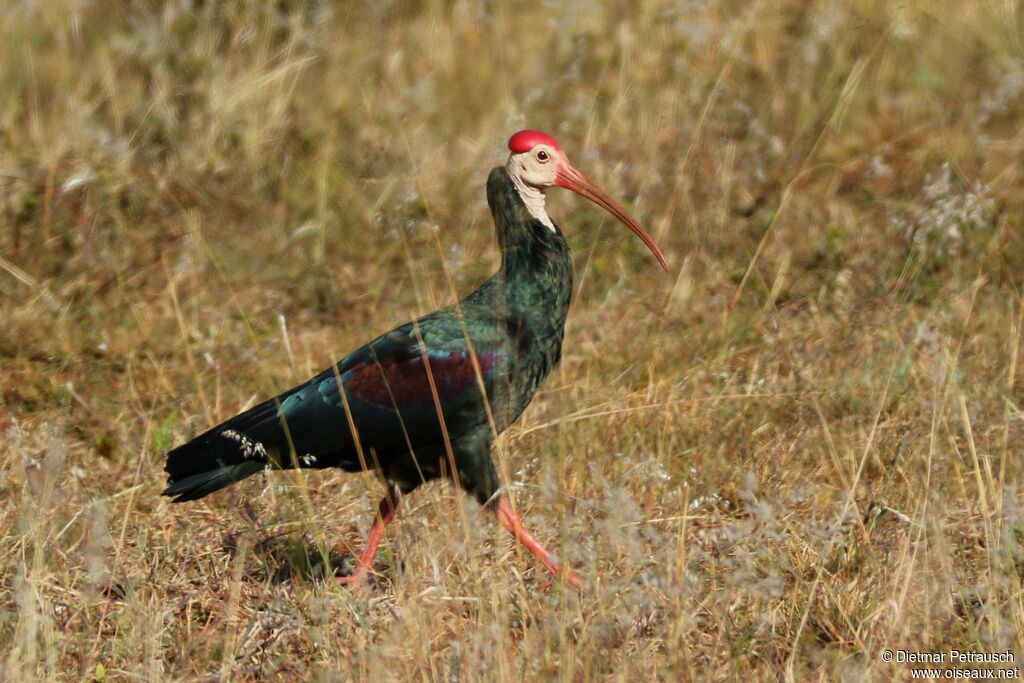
{"left": 556, "top": 568, "right": 584, "bottom": 592}
{"left": 537, "top": 567, "right": 584, "bottom": 592}
{"left": 495, "top": 497, "right": 585, "bottom": 593}
{"left": 333, "top": 486, "right": 400, "bottom": 595}
{"left": 336, "top": 568, "right": 373, "bottom": 594}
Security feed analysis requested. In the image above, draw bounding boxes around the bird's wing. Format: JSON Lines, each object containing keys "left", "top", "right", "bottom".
{"left": 277, "top": 311, "right": 507, "bottom": 457}
{"left": 163, "top": 309, "right": 507, "bottom": 498}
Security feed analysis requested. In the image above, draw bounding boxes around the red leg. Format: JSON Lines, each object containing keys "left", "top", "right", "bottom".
{"left": 495, "top": 497, "right": 583, "bottom": 590}
{"left": 338, "top": 485, "right": 400, "bottom": 588}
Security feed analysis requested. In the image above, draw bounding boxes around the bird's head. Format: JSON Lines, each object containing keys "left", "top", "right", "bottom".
{"left": 505, "top": 129, "right": 668, "bottom": 271}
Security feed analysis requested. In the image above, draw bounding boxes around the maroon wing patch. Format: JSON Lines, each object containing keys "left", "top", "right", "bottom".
{"left": 344, "top": 350, "right": 499, "bottom": 409}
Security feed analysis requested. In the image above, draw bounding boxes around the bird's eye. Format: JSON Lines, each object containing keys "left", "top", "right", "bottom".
{"left": 537, "top": 150, "right": 549, "bottom": 162}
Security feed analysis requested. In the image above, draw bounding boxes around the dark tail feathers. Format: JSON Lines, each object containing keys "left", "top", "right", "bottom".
{"left": 162, "top": 461, "right": 267, "bottom": 502}
{"left": 163, "top": 398, "right": 283, "bottom": 503}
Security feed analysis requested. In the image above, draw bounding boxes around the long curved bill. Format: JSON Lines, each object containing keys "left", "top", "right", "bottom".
{"left": 555, "top": 161, "right": 669, "bottom": 272}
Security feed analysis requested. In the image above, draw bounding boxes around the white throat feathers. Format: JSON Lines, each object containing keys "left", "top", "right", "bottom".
{"left": 508, "top": 165, "right": 556, "bottom": 233}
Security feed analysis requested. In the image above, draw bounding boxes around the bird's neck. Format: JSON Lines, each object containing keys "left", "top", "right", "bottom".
{"left": 482, "top": 167, "right": 573, "bottom": 320}
{"left": 487, "top": 167, "right": 571, "bottom": 274}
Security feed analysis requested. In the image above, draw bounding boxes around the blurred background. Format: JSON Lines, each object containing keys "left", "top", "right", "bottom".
{"left": 1, "top": 1, "right": 1022, "bottom": 679}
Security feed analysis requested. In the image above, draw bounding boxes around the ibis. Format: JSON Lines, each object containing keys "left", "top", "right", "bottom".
{"left": 163, "top": 130, "right": 668, "bottom": 590}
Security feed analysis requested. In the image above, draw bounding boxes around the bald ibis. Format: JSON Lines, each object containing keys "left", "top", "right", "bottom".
{"left": 163, "top": 130, "right": 668, "bottom": 590}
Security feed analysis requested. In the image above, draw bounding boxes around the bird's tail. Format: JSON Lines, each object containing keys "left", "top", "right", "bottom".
{"left": 163, "top": 397, "right": 286, "bottom": 503}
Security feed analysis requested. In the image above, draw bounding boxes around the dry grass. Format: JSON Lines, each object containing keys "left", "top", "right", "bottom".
{"left": 2, "top": 0, "right": 1024, "bottom": 680}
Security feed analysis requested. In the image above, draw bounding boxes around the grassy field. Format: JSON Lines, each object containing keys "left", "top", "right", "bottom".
{"left": 2, "top": 0, "right": 1024, "bottom": 679}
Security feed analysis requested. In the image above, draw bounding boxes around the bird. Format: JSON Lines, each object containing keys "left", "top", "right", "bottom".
{"left": 162, "top": 129, "right": 668, "bottom": 590}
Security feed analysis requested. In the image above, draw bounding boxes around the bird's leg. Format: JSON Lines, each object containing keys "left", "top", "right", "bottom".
{"left": 495, "top": 496, "right": 583, "bottom": 590}
{"left": 338, "top": 483, "right": 400, "bottom": 587}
